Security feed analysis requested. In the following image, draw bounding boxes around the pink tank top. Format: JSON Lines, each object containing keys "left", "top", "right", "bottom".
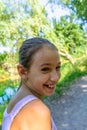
{"left": 2, "top": 95, "right": 57, "bottom": 130}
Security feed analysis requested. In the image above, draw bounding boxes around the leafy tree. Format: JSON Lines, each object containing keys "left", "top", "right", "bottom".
{"left": 0, "top": 53, "right": 7, "bottom": 67}
{"left": 0, "top": 0, "right": 51, "bottom": 49}
{"left": 53, "top": 15, "right": 87, "bottom": 54}
{"left": 0, "top": 0, "right": 87, "bottom": 69}
{"left": 60, "top": 0, "right": 87, "bottom": 22}
{"left": 0, "top": 0, "right": 57, "bottom": 72}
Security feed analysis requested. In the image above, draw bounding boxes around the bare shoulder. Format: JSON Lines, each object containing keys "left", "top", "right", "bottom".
{"left": 22, "top": 98, "right": 51, "bottom": 116}
{"left": 12, "top": 99, "right": 51, "bottom": 130}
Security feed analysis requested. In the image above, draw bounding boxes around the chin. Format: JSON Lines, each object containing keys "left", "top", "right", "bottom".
{"left": 45, "top": 92, "right": 55, "bottom": 97}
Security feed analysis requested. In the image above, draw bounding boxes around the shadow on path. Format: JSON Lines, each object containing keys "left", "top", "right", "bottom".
{"left": 45, "top": 76, "right": 87, "bottom": 130}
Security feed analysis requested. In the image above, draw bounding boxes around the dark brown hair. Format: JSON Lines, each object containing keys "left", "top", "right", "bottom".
{"left": 19, "top": 37, "right": 58, "bottom": 69}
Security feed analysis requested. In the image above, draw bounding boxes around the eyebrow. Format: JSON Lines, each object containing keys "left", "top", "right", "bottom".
{"left": 40, "top": 61, "right": 61, "bottom": 67}
{"left": 40, "top": 63, "right": 51, "bottom": 67}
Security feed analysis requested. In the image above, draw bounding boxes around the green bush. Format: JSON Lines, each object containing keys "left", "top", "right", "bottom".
{"left": 56, "top": 56, "right": 87, "bottom": 95}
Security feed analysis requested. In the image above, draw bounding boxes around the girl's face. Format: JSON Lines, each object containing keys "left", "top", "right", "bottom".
{"left": 25, "top": 46, "right": 61, "bottom": 98}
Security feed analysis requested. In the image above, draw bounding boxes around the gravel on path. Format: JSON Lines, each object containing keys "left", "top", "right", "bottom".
{"left": 44, "top": 76, "right": 87, "bottom": 130}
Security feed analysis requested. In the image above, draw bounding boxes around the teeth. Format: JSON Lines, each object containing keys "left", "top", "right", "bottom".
{"left": 49, "top": 85, "right": 54, "bottom": 88}
{"left": 45, "top": 84, "right": 55, "bottom": 88}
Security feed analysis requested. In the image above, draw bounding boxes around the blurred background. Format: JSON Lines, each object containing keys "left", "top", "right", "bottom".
{"left": 0, "top": 0, "right": 87, "bottom": 127}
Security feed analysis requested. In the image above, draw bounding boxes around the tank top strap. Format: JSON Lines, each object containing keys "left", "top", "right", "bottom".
{"left": 5, "top": 95, "right": 37, "bottom": 120}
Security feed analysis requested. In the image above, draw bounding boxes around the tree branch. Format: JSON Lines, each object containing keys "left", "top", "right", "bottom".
{"left": 59, "top": 51, "right": 75, "bottom": 65}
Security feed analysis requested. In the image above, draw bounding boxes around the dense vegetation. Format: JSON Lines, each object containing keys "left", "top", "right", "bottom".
{"left": 0, "top": 0, "right": 87, "bottom": 125}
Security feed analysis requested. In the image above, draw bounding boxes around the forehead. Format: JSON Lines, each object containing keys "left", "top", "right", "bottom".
{"left": 32, "top": 46, "right": 60, "bottom": 66}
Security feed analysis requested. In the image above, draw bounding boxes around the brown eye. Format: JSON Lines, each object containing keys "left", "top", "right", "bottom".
{"left": 41, "top": 68, "right": 51, "bottom": 72}
{"left": 56, "top": 66, "right": 61, "bottom": 71}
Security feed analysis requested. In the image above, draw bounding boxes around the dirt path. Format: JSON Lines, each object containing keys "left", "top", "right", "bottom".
{"left": 44, "top": 75, "right": 87, "bottom": 130}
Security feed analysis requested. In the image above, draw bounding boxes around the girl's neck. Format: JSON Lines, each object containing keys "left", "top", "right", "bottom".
{"left": 19, "top": 85, "right": 42, "bottom": 99}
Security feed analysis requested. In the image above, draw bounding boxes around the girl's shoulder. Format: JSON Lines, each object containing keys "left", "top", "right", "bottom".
{"left": 21, "top": 98, "right": 51, "bottom": 116}
{"left": 11, "top": 98, "right": 51, "bottom": 130}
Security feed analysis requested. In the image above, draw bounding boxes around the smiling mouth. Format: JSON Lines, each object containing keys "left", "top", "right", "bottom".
{"left": 44, "top": 84, "right": 55, "bottom": 89}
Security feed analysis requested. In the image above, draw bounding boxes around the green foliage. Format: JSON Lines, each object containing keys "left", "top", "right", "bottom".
{"left": 0, "top": 53, "right": 7, "bottom": 66}
{"left": 54, "top": 16, "right": 87, "bottom": 54}
{"left": 0, "top": 68, "right": 9, "bottom": 80}
{"left": 0, "top": 79, "right": 18, "bottom": 95}
{"left": 0, "top": 0, "right": 52, "bottom": 68}
{"left": 0, "top": 1, "right": 52, "bottom": 46}
{"left": 60, "top": 0, "right": 87, "bottom": 21}
{"left": 0, "top": 79, "right": 19, "bottom": 124}
{"left": 56, "top": 56, "right": 87, "bottom": 95}
{"left": 0, "top": 2, "right": 7, "bottom": 20}
{"left": 0, "top": 102, "right": 8, "bottom": 124}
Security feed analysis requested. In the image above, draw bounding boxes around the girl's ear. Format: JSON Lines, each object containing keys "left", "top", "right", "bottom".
{"left": 17, "top": 64, "right": 27, "bottom": 79}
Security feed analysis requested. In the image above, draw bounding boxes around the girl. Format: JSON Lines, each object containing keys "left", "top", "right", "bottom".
{"left": 2, "top": 37, "right": 61, "bottom": 130}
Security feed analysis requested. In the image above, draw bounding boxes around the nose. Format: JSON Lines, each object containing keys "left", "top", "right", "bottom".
{"left": 50, "top": 70, "right": 60, "bottom": 83}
